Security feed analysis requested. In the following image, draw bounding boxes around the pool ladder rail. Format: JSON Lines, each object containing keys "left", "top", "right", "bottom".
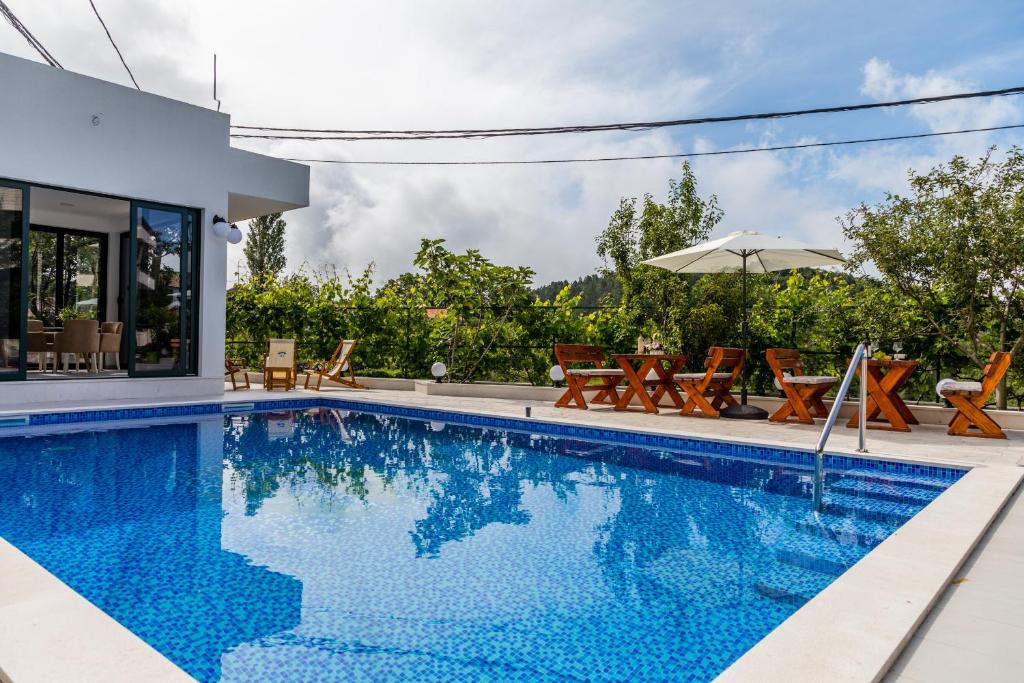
{"left": 813, "top": 342, "right": 870, "bottom": 512}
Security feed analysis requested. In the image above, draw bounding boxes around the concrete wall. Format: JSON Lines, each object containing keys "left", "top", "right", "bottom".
{"left": 0, "top": 53, "right": 309, "bottom": 406}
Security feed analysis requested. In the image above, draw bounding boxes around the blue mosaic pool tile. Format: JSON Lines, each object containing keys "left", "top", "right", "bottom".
{"left": 2, "top": 395, "right": 967, "bottom": 485}
{"left": 0, "top": 404, "right": 960, "bottom": 682}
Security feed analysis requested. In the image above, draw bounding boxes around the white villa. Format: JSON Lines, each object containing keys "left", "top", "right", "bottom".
{"left": 0, "top": 52, "right": 309, "bottom": 408}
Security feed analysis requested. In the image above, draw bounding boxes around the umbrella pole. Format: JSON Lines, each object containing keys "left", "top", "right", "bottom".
{"left": 721, "top": 251, "right": 768, "bottom": 420}
{"left": 741, "top": 253, "right": 748, "bottom": 404}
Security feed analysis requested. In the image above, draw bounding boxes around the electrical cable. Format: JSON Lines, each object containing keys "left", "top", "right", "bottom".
{"left": 0, "top": 0, "right": 62, "bottom": 68}
{"left": 87, "top": 0, "right": 140, "bottom": 90}
{"left": 277, "top": 123, "right": 1024, "bottom": 165}
{"left": 231, "top": 86, "right": 1024, "bottom": 141}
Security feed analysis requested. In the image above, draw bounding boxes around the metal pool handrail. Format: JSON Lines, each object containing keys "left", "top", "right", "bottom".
{"left": 813, "top": 342, "right": 870, "bottom": 511}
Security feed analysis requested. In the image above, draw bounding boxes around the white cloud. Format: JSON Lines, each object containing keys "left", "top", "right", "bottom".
{"left": 859, "top": 57, "right": 1021, "bottom": 132}
{"left": 5, "top": 2, "right": 1024, "bottom": 287}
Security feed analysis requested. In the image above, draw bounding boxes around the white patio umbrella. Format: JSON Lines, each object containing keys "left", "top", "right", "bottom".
{"left": 642, "top": 230, "right": 845, "bottom": 419}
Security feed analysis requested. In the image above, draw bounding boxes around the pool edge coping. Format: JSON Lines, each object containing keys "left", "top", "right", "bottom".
{"left": 714, "top": 464, "right": 1024, "bottom": 683}
{"left": 0, "top": 393, "right": 1016, "bottom": 683}
{"left": 0, "top": 536, "right": 194, "bottom": 683}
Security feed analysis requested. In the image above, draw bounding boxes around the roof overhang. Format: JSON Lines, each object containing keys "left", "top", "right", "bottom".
{"left": 226, "top": 148, "right": 309, "bottom": 222}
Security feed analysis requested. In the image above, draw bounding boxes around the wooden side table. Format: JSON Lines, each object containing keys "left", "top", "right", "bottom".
{"left": 264, "top": 366, "right": 294, "bottom": 391}
{"left": 847, "top": 358, "right": 919, "bottom": 432}
{"left": 611, "top": 354, "right": 687, "bottom": 414}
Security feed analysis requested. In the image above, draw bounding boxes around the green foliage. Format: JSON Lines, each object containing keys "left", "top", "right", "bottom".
{"left": 533, "top": 273, "right": 622, "bottom": 307}
{"left": 243, "top": 212, "right": 287, "bottom": 282}
{"left": 224, "top": 154, "right": 1020, "bottom": 404}
{"left": 842, "top": 147, "right": 1024, "bottom": 407}
{"left": 595, "top": 162, "right": 724, "bottom": 350}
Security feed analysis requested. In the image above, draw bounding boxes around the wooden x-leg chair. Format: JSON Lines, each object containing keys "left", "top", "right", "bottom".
{"left": 553, "top": 344, "right": 625, "bottom": 410}
{"left": 941, "top": 352, "right": 1012, "bottom": 439}
{"left": 766, "top": 348, "right": 837, "bottom": 425}
{"left": 675, "top": 347, "right": 745, "bottom": 418}
{"left": 225, "top": 357, "right": 250, "bottom": 390}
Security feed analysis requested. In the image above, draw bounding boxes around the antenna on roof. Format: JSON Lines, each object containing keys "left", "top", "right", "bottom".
{"left": 214, "top": 53, "right": 222, "bottom": 112}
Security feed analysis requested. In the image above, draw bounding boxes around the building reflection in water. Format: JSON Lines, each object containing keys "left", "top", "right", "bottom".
{"left": 0, "top": 417, "right": 302, "bottom": 682}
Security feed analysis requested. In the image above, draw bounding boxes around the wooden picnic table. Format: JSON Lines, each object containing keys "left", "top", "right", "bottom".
{"left": 846, "top": 358, "right": 920, "bottom": 432}
{"left": 611, "top": 354, "right": 687, "bottom": 414}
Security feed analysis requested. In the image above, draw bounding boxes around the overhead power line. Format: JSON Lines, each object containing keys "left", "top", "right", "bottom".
{"left": 280, "top": 123, "right": 1024, "bottom": 166}
{"left": 88, "top": 0, "right": 140, "bottom": 90}
{"left": 0, "top": 0, "right": 63, "bottom": 68}
{"left": 232, "top": 86, "right": 1024, "bottom": 141}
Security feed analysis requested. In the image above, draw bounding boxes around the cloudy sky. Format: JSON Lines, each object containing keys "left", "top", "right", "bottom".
{"left": 4, "top": 1, "right": 1024, "bottom": 286}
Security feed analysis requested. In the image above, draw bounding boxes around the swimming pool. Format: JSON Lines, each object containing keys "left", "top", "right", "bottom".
{"left": 0, "top": 401, "right": 963, "bottom": 682}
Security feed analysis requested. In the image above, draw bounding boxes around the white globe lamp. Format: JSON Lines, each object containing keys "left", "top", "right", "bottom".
{"left": 212, "top": 215, "right": 231, "bottom": 240}
{"left": 431, "top": 361, "right": 447, "bottom": 383}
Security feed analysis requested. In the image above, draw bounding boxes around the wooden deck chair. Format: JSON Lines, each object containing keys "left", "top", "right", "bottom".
{"left": 766, "top": 348, "right": 837, "bottom": 424}
{"left": 941, "top": 351, "right": 1012, "bottom": 439}
{"left": 264, "top": 338, "right": 297, "bottom": 391}
{"left": 225, "top": 357, "right": 250, "bottom": 390}
{"left": 675, "top": 347, "right": 746, "bottom": 418}
{"left": 553, "top": 344, "right": 625, "bottom": 410}
{"left": 304, "top": 339, "right": 364, "bottom": 390}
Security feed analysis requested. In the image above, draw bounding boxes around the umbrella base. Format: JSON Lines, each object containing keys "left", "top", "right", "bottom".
{"left": 721, "top": 403, "right": 769, "bottom": 420}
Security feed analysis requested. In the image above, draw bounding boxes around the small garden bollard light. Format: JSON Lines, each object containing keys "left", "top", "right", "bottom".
{"left": 431, "top": 362, "right": 447, "bottom": 383}
{"left": 549, "top": 364, "right": 564, "bottom": 388}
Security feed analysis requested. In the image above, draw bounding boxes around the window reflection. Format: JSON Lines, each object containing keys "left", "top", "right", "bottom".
{"left": 0, "top": 187, "right": 23, "bottom": 376}
{"left": 135, "top": 208, "right": 183, "bottom": 372}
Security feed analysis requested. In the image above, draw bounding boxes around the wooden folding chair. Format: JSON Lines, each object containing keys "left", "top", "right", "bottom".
{"left": 941, "top": 352, "right": 1012, "bottom": 439}
{"left": 304, "top": 339, "right": 365, "bottom": 390}
{"left": 675, "top": 347, "right": 745, "bottom": 418}
{"left": 264, "top": 338, "right": 297, "bottom": 391}
{"left": 225, "top": 357, "right": 250, "bottom": 390}
{"left": 553, "top": 344, "right": 625, "bottom": 410}
{"left": 766, "top": 348, "right": 837, "bottom": 424}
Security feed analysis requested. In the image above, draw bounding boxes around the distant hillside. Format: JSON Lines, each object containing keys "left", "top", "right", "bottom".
{"left": 533, "top": 272, "right": 622, "bottom": 307}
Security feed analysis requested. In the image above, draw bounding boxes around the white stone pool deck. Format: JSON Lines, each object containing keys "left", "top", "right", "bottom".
{"left": 0, "top": 386, "right": 1021, "bottom": 682}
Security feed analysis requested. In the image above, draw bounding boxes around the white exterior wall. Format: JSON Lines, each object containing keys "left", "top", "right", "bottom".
{"left": 0, "top": 53, "right": 309, "bottom": 406}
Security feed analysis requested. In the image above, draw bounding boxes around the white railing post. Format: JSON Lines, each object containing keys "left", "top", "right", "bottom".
{"left": 858, "top": 344, "right": 870, "bottom": 453}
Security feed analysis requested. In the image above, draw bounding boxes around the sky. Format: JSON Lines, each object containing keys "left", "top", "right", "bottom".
{"left": 4, "top": 1, "right": 1024, "bottom": 286}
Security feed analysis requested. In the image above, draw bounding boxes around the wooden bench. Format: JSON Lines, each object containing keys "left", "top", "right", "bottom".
{"left": 941, "top": 351, "right": 1013, "bottom": 439}
{"left": 675, "top": 346, "right": 745, "bottom": 418}
{"left": 553, "top": 344, "right": 625, "bottom": 410}
{"left": 766, "top": 348, "right": 837, "bottom": 424}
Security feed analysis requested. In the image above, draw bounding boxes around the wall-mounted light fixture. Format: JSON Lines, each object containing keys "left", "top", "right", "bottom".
{"left": 212, "top": 214, "right": 232, "bottom": 239}
{"left": 213, "top": 214, "right": 243, "bottom": 243}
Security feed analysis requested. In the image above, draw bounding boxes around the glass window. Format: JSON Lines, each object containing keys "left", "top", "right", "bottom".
{"left": 134, "top": 207, "right": 184, "bottom": 373}
{"left": 62, "top": 234, "right": 102, "bottom": 321}
{"left": 0, "top": 186, "right": 24, "bottom": 377}
{"left": 28, "top": 230, "right": 58, "bottom": 326}
{"left": 28, "top": 230, "right": 104, "bottom": 328}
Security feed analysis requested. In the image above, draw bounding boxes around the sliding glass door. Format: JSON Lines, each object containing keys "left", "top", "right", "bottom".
{"left": 129, "top": 201, "right": 198, "bottom": 376}
{"left": 0, "top": 182, "right": 28, "bottom": 380}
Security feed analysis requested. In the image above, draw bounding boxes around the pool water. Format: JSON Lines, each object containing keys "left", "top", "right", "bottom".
{"left": 0, "top": 406, "right": 958, "bottom": 682}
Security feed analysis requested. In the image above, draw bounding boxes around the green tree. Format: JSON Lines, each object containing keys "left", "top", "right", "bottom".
{"left": 413, "top": 238, "right": 536, "bottom": 382}
{"left": 243, "top": 212, "right": 287, "bottom": 282}
{"left": 841, "top": 147, "right": 1024, "bottom": 408}
{"left": 595, "top": 161, "right": 724, "bottom": 349}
